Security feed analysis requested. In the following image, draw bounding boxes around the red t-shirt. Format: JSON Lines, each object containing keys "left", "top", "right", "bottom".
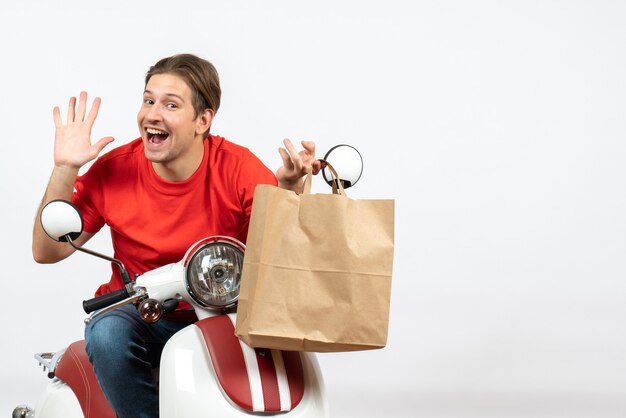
{"left": 72, "top": 134, "right": 277, "bottom": 297}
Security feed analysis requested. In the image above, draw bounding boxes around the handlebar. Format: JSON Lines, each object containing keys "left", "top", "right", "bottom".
{"left": 83, "top": 288, "right": 130, "bottom": 314}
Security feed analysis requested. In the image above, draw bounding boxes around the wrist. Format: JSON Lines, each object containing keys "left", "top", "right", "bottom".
{"left": 48, "top": 165, "right": 80, "bottom": 196}
{"left": 52, "top": 164, "right": 80, "bottom": 178}
{"left": 278, "top": 178, "right": 304, "bottom": 193}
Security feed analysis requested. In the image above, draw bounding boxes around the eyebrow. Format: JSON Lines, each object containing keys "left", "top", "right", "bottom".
{"left": 143, "top": 90, "right": 185, "bottom": 101}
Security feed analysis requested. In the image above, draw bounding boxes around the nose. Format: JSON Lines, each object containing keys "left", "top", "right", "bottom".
{"left": 144, "top": 103, "right": 163, "bottom": 122}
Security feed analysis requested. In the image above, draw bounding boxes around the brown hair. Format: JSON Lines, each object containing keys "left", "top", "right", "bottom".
{"left": 145, "top": 54, "right": 221, "bottom": 135}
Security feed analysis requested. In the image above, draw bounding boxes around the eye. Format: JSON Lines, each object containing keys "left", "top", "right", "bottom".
{"left": 166, "top": 103, "right": 178, "bottom": 109}
{"left": 143, "top": 98, "right": 154, "bottom": 105}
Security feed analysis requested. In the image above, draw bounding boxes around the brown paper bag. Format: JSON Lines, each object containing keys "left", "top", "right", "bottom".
{"left": 235, "top": 164, "right": 394, "bottom": 352}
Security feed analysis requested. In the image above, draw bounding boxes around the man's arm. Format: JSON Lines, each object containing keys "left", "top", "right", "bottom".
{"left": 276, "top": 138, "right": 322, "bottom": 193}
{"left": 32, "top": 166, "right": 95, "bottom": 263}
{"left": 32, "top": 92, "right": 113, "bottom": 264}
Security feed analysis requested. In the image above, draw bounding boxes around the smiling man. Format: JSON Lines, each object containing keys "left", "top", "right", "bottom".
{"left": 32, "top": 54, "right": 321, "bottom": 418}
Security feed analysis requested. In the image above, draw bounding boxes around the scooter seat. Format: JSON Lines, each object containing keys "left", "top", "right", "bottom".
{"left": 55, "top": 340, "right": 115, "bottom": 418}
{"left": 195, "top": 315, "right": 305, "bottom": 413}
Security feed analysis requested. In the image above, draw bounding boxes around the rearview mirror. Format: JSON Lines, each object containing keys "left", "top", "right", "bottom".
{"left": 322, "top": 144, "right": 363, "bottom": 189}
{"left": 40, "top": 200, "right": 83, "bottom": 242}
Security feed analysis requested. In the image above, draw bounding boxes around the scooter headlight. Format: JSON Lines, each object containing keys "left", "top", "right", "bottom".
{"left": 183, "top": 236, "right": 245, "bottom": 310}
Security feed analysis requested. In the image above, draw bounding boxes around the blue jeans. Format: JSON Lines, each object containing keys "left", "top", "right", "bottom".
{"left": 84, "top": 304, "right": 192, "bottom": 418}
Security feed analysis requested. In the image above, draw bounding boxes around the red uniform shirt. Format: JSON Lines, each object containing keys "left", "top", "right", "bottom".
{"left": 72, "top": 135, "right": 277, "bottom": 297}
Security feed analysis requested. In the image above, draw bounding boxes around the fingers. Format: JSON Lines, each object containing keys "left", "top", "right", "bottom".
{"left": 76, "top": 91, "right": 88, "bottom": 122}
{"left": 67, "top": 96, "right": 76, "bottom": 123}
{"left": 280, "top": 138, "right": 303, "bottom": 173}
{"left": 93, "top": 136, "right": 115, "bottom": 154}
{"left": 280, "top": 138, "right": 322, "bottom": 174}
{"left": 300, "top": 140, "right": 321, "bottom": 173}
{"left": 57, "top": 92, "right": 101, "bottom": 126}
{"left": 85, "top": 97, "right": 102, "bottom": 126}
{"left": 278, "top": 147, "right": 294, "bottom": 170}
{"left": 282, "top": 138, "right": 302, "bottom": 169}
{"left": 53, "top": 106, "right": 62, "bottom": 128}
{"left": 311, "top": 159, "right": 323, "bottom": 175}
{"left": 301, "top": 140, "right": 316, "bottom": 154}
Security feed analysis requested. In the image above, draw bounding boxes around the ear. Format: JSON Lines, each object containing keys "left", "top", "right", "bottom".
{"left": 195, "top": 108, "right": 214, "bottom": 135}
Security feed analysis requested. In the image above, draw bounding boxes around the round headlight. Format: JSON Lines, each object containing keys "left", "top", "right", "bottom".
{"left": 183, "top": 236, "right": 245, "bottom": 309}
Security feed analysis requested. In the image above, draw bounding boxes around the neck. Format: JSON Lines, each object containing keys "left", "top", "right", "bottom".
{"left": 152, "top": 139, "right": 205, "bottom": 182}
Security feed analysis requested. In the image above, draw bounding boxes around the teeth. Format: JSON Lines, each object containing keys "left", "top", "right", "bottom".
{"left": 147, "top": 128, "right": 167, "bottom": 135}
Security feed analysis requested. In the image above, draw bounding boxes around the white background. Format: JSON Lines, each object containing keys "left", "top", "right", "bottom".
{"left": 2, "top": 1, "right": 626, "bottom": 417}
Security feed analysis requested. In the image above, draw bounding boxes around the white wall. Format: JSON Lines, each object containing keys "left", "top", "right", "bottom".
{"left": 2, "top": 1, "right": 626, "bottom": 417}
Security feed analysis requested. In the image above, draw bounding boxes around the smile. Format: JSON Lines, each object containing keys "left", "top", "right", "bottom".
{"left": 147, "top": 128, "right": 169, "bottom": 144}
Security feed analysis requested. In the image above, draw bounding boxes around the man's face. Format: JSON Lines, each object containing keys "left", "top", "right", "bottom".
{"left": 137, "top": 73, "right": 210, "bottom": 169}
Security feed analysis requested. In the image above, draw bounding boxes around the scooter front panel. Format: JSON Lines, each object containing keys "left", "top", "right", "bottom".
{"left": 159, "top": 315, "right": 329, "bottom": 417}
{"left": 195, "top": 315, "right": 304, "bottom": 412}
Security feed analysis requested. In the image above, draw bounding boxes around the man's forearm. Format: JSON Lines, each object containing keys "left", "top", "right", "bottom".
{"left": 32, "top": 166, "right": 80, "bottom": 263}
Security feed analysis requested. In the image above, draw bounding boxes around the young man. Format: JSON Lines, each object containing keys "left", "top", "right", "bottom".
{"left": 32, "top": 54, "right": 321, "bottom": 418}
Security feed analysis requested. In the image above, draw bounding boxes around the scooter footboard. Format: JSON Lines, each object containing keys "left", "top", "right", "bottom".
{"left": 159, "top": 314, "right": 328, "bottom": 417}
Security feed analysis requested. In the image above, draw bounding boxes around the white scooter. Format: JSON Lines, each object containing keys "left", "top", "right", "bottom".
{"left": 14, "top": 145, "right": 364, "bottom": 418}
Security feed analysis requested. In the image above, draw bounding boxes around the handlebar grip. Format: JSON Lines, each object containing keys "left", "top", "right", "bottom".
{"left": 83, "top": 288, "right": 129, "bottom": 314}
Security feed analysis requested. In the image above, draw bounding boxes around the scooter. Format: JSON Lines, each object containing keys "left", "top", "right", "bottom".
{"left": 14, "top": 145, "right": 364, "bottom": 418}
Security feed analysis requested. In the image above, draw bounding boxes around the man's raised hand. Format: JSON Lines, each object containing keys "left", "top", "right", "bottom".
{"left": 52, "top": 91, "right": 114, "bottom": 170}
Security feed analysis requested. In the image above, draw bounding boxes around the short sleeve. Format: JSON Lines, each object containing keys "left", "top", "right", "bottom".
{"left": 71, "top": 165, "right": 106, "bottom": 234}
{"left": 236, "top": 151, "right": 277, "bottom": 240}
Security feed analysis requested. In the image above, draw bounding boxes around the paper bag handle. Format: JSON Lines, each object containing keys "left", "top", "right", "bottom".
{"left": 302, "top": 160, "right": 347, "bottom": 197}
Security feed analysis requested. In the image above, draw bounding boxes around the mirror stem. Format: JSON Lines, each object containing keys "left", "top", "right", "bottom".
{"left": 65, "top": 235, "right": 132, "bottom": 285}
